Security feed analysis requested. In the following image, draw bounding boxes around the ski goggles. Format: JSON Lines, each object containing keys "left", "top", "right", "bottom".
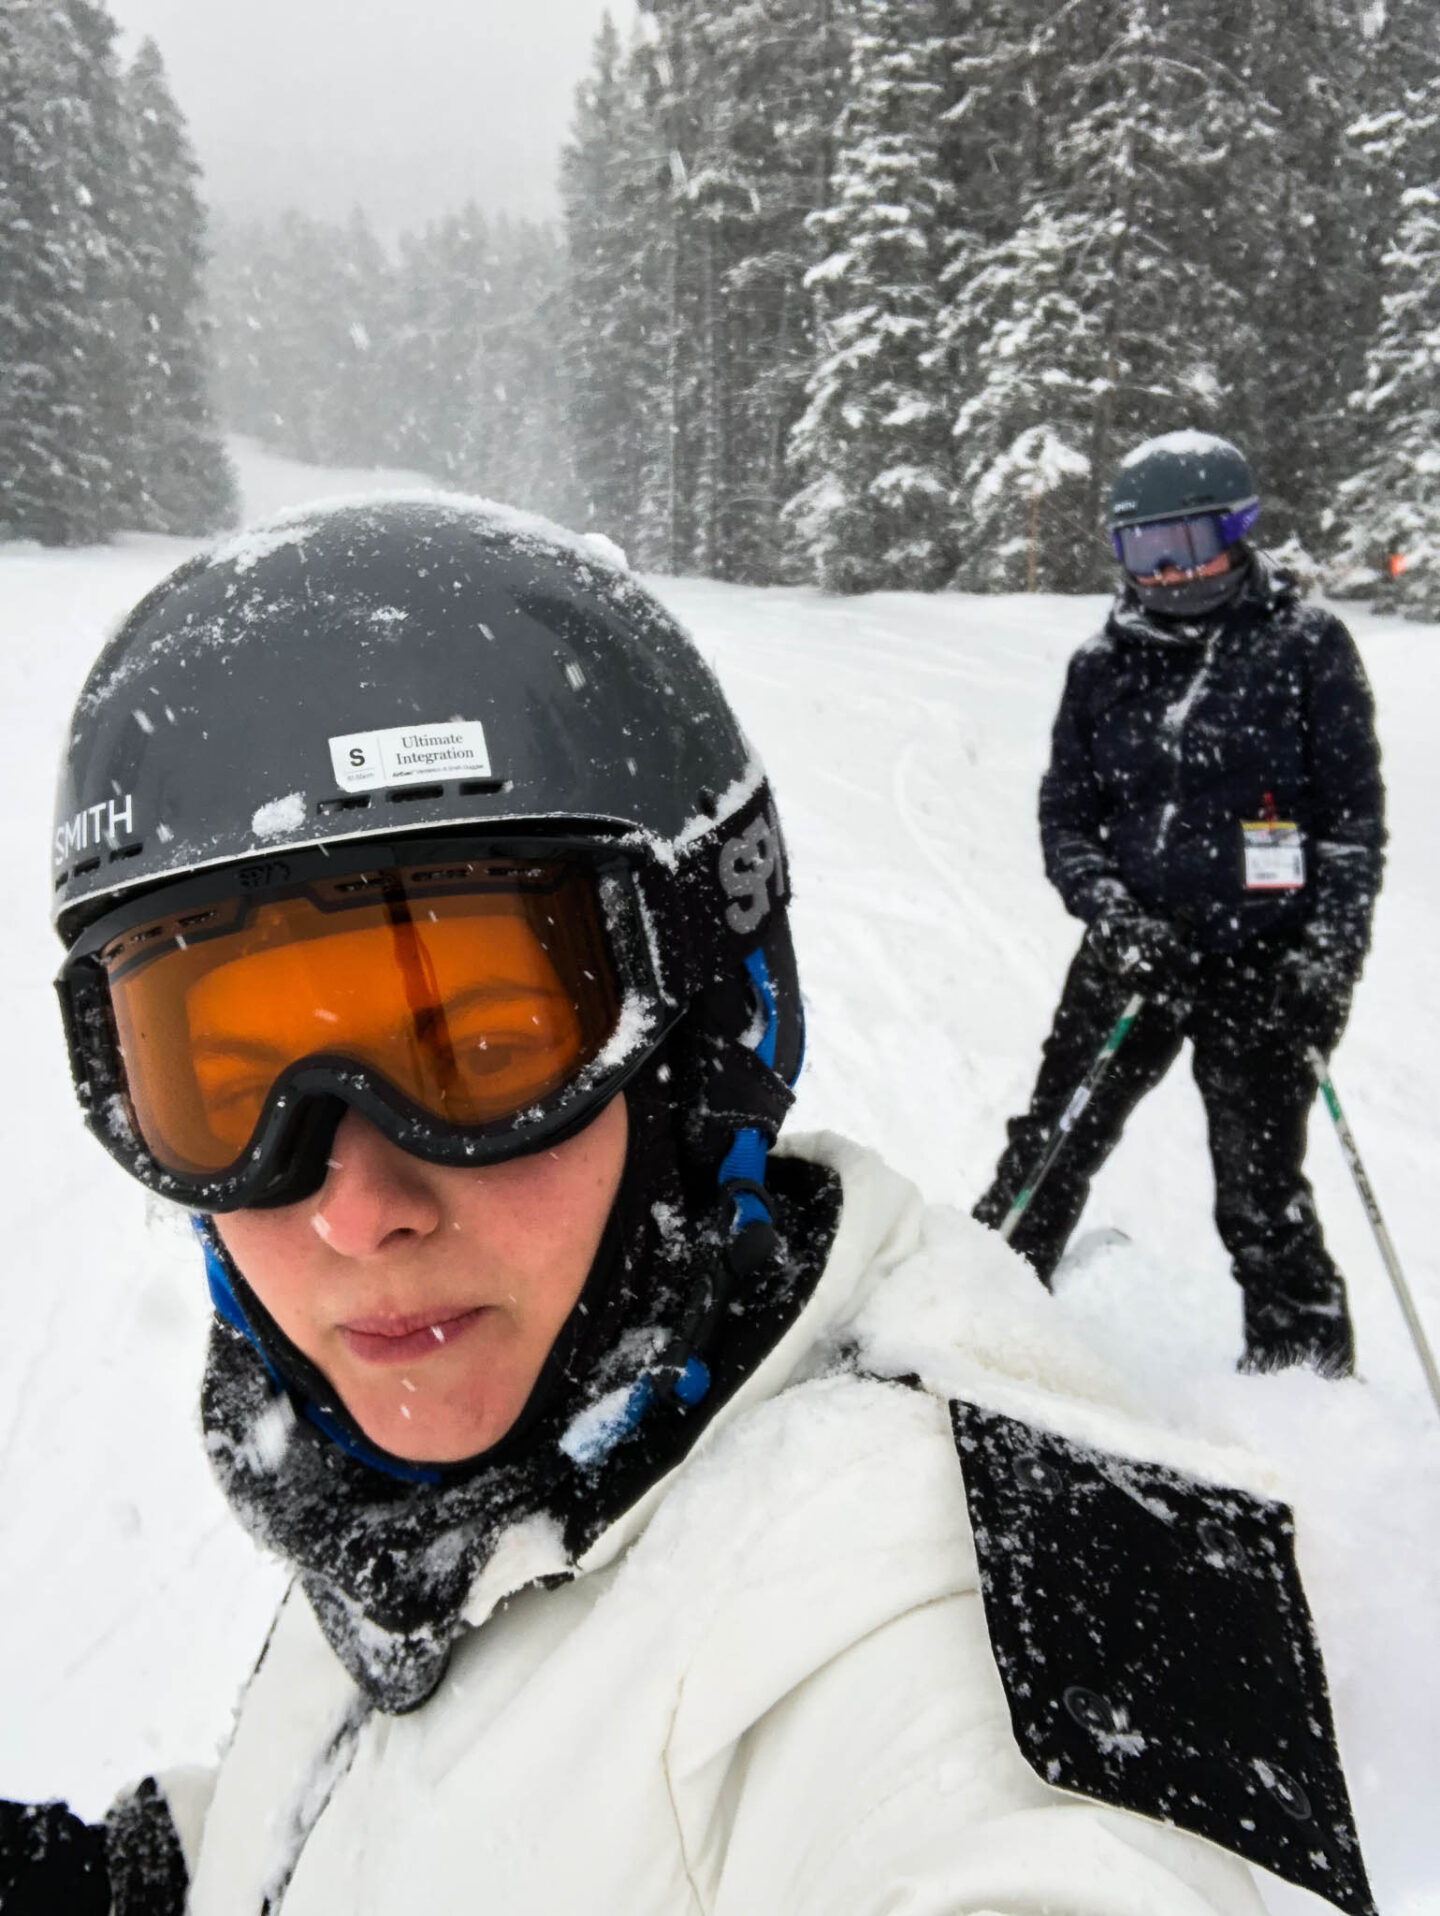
{"left": 58, "top": 836, "right": 669, "bottom": 1211}
{"left": 1111, "top": 502, "right": 1259, "bottom": 578}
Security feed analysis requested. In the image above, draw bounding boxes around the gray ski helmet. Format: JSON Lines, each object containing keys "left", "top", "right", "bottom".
{"left": 1107, "top": 432, "right": 1259, "bottom": 619}
{"left": 53, "top": 494, "right": 804, "bottom": 1217}
{"left": 1107, "top": 431, "right": 1258, "bottom": 531}
{"left": 53, "top": 496, "right": 751, "bottom": 938}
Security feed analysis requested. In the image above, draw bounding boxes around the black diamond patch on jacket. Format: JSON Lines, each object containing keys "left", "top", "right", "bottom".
{"left": 951, "top": 1399, "right": 1375, "bottom": 1916}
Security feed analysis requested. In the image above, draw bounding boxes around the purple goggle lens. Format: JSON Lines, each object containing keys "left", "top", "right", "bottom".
{"left": 1112, "top": 502, "right": 1259, "bottom": 576}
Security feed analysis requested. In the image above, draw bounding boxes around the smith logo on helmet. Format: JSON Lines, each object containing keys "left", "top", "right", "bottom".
{"left": 55, "top": 794, "right": 137, "bottom": 870}
{"left": 720, "top": 806, "right": 786, "bottom": 935}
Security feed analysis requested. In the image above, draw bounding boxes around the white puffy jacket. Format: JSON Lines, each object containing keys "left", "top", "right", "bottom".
{"left": 173, "top": 1134, "right": 1272, "bottom": 1916}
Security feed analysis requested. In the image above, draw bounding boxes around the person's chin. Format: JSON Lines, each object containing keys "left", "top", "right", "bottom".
{"left": 345, "top": 1376, "right": 518, "bottom": 1466}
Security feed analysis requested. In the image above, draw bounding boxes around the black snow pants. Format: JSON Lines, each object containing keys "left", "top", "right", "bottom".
{"left": 973, "top": 936, "right": 1354, "bottom": 1374}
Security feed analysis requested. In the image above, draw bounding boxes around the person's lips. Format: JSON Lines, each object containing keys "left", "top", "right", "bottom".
{"left": 339, "top": 1305, "right": 488, "bottom": 1366}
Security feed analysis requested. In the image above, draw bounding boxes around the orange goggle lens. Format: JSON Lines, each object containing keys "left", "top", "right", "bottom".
{"left": 98, "top": 862, "right": 620, "bottom": 1177}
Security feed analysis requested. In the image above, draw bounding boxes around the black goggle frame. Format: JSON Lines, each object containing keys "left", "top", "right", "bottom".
{"left": 57, "top": 828, "right": 677, "bottom": 1212}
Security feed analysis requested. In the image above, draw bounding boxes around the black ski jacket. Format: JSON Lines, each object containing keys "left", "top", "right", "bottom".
{"left": 1039, "top": 558, "right": 1385, "bottom": 958}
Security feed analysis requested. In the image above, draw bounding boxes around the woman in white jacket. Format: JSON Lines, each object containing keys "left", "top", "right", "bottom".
{"left": 13, "top": 497, "right": 1371, "bottom": 1916}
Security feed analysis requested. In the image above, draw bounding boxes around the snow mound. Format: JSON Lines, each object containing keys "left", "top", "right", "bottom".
{"left": 250, "top": 792, "right": 308, "bottom": 838}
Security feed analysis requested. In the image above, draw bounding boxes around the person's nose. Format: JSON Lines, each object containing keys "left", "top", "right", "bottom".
{"left": 309, "top": 1109, "right": 443, "bottom": 1258}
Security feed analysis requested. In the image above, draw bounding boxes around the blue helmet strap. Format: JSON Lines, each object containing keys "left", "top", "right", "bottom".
{"left": 643, "top": 938, "right": 803, "bottom": 1411}
{"left": 717, "top": 947, "right": 786, "bottom": 1245}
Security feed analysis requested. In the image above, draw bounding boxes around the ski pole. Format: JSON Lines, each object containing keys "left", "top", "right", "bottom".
{"left": 1307, "top": 1047, "right": 1440, "bottom": 1419}
{"left": 1000, "top": 993, "right": 1146, "bottom": 1244}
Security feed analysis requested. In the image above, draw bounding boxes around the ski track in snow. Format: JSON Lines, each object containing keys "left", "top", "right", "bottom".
{"left": 0, "top": 441, "right": 1434, "bottom": 1916}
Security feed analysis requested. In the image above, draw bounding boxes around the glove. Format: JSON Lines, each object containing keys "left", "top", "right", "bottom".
{"left": 1087, "top": 906, "right": 1194, "bottom": 999}
{"left": 1271, "top": 938, "right": 1356, "bottom": 1056}
{"left": 0, "top": 1800, "right": 110, "bottom": 1915}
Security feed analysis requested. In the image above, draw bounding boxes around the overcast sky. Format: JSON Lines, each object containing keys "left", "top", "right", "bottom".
{"left": 105, "top": 0, "right": 637, "bottom": 235}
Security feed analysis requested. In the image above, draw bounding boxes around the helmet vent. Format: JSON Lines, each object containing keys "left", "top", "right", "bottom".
{"left": 315, "top": 777, "right": 507, "bottom": 818}
{"left": 73, "top": 857, "right": 102, "bottom": 878}
{"left": 108, "top": 843, "right": 144, "bottom": 865}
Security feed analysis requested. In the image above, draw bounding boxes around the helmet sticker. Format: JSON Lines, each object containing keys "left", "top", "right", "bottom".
{"left": 328, "top": 720, "right": 493, "bottom": 795}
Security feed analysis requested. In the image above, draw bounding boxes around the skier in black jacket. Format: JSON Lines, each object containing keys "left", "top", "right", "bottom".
{"left": 974, "top": 432, "right": 1386, "bottom": 1376}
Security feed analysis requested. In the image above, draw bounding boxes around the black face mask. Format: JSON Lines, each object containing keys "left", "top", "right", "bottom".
{"left": 1130, "top": 551, "right": 1250, "bottom": 620}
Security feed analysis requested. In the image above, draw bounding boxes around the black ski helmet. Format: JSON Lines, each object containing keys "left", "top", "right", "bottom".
{"left": 1107, "top": 432, "right": 1259, "bottom": 618}
{"left": 54, "top": 493, "right": 803, "bottom": 1222}
{"left": 55, "top": 497, "right": 756, "bottom": 936}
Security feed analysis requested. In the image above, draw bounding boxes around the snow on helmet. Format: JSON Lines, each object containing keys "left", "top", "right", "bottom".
{"left": 53, "top": 495, "right": 803, "bottom": 1253}
{"left": 1107, "top": 431, "right": 1258, "bottom": 530}
{"left": 1107, "top": 432, "right": 1260, "bottom": 619}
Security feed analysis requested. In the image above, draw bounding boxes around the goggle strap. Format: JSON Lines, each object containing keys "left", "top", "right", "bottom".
{"left": 644, "top": 937, "right": 795, "bottom": 1418}
{"left": 195, "top": 1217, "right": 271, "bottom": 1357}
{"left": 656, "top": 782, "right": 794, "bottom": 1008}
{"left": 1219, "top": 500, "right": 1260, "bottom": 545}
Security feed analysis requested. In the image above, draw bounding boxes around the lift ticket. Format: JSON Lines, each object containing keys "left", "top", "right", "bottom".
{"left": 1241, "top": 818, "right": 1305, "bottom": 890}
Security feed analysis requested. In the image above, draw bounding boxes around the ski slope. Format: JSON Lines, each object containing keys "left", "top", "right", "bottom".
{"left": 0, "top": 441, "right": 1434, "bottom": 1914}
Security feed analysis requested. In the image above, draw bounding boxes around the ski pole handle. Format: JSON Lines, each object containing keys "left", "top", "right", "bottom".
{"left": 1308, "top": 1047, "right": 1440, "bottom": 1420}
{"left": 999, "top": 994, "right": 1145, "bottom": 1243}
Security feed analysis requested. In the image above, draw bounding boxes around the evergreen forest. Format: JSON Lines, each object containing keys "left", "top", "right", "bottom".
{"left": 6, "top": 0, "right": 1440, "bottom": 614}
{"left": 0, "top": 0, "right": 236, "bottom": 544}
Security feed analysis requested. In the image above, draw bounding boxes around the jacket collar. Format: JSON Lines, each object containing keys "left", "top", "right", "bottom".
{"left": 466, "top": 1135, "right": 922, "bottom": 1622}
{"left": 465, "top": 1131, "right": 1278, "bottom": 1630}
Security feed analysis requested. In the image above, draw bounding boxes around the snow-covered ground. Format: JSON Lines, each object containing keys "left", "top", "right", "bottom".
{"left": 0, "top": 439, "right": 1434, "bottom": 1913}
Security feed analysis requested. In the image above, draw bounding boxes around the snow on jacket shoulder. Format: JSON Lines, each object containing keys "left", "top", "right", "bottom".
{"left": 180, "top": 1135, "right": 1286, "bottom": 1916}
{"left": 1039, "top": 561, "right": 1385, "bottom": 956}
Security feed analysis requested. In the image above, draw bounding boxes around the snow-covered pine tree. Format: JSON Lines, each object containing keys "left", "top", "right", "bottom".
{"left": 562, "top": 13, "right": 670, "bottom": 560}
{"left": 943, "top": 0, "right": 1263, "bottom": 591}
{"left": 115, "top": 38, "right": 236, "bottom": 535}
{"left": 1230, "top": 1, "right": 1379, "bottom": 554}
{"left": 210, "top": 211, "right": 396, "bottom": 468}
{"left": 207, "top": 216, "right": 264, "bottom": 441}
{"left": 321, "top": 211, "right": 398, "bottom": 470}
{"left": 563, "top": 0, "right": 851, "bottom": 577}
{"left": 1336, "top": 69, "right": 1440, "bottom": 611}
{"left": 786, "top": 0, "right": 956, "bottom": 592}
{"left": 666, "top": 0, "right": 851, "bottom": 581}
{"left": 55, "top": 0, "right": 141, "bottom": 541}
{"left": 939, "top": 0, "right": 1047, "bottom": 251}
{"left": 388, "top": 204, "right": 495, "bottom": 483}
{"left": 211, "top": 205, "right": 574, "bottom": 511}
{"left": 462, "top": 218, "right": 577, "bottom": 522}
{"left": 0, "top": 0, "right": 133, "bottom": 543}
{"left": 0, "top": 1, "right": 63, "bottom": 540}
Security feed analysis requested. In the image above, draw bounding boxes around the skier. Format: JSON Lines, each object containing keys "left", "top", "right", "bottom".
{"left": 5, "top": 498, "right": 1373, "bottom": 1913}
{"left": 973, "top": 432, "right": 1386, "bottom": 1377}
